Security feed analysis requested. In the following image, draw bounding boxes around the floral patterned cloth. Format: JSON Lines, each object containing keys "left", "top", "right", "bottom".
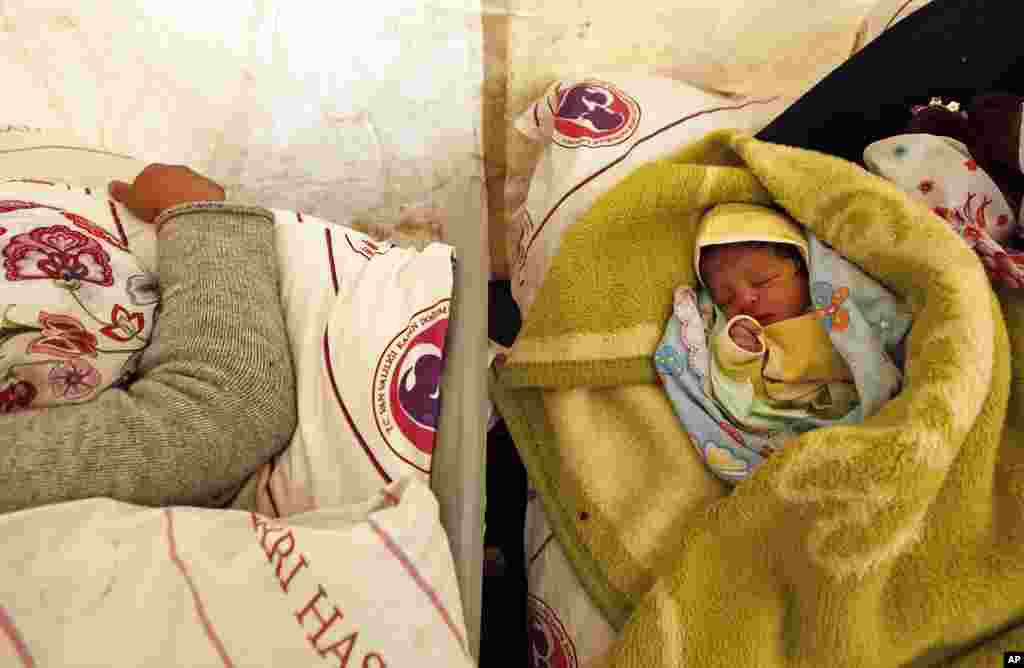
{"left": 864, "top": 133, "right": 1024, "bottom": 289}
{"left": 0, "top": 181, "right": 159, "bottom": 414}
{"left": 655, "top": 233, "right": 912, "bottom": 484}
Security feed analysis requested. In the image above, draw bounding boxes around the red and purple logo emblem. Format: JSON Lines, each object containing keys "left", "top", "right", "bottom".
{"left": 372, "top": 299, "right": 450, "bottom": 473}
{"left": 527, "top": 594, "right": 579, "bottom": 668}
{"left": 551, "top": 81, "right": 640, "bottom": 149}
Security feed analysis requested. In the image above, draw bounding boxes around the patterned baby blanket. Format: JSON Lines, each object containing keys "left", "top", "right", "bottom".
{"left": 655, "top": 233, "right": 911, "bottom": 483}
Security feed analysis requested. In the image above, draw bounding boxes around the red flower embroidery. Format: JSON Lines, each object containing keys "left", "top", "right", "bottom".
{"left": 2, "top": 225, "right": 114, "bottom": 286}
{"left": 61, "top": 211, "right": 129, "bottom": 252}
{"left": 48, "top": 358, "right": 101, "bottom": 400}
{"left": 0, "top": 200, "right": 128, "bottom": 250}
{"left": 0, "top": 380, "right": 37, "bottom": 414}
{"left": 918, "top": 180, "right": 934, "bottom": 194}
{"left": 100, "top": 304, "right": 145, "bottom": 341}
{"left": 946, "top": 193, "right": 993, "bottom": 231}
{"left": 965, "top": 159, "right": 978, "bottom": 171}
{"left": 27, "top": 311, "right": 99, "bottom": 359}
{"left": 0, "top": 200, "right": 61, "bottom": 215}
{"left": 1, "top": 200, "right": 62, "bottom": 237}
{"left": 997, "top": 214, "right": 1010, "bottom": 227}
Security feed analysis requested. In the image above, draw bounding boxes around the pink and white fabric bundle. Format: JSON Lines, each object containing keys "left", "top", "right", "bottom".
{"left": 864, "top": 131, "right": 1024, "bottom": 289}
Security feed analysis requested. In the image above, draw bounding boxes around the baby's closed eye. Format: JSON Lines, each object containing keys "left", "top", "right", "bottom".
{"left": 753, "top": 275, "right": 781, "bottom": 287}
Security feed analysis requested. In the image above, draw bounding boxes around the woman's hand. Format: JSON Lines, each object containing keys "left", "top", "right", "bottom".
{"left": 109, "top": 164, "right": 225, "bottom": 223}
{"left": 729, "top": 318, "right": 763, "bottom": 353}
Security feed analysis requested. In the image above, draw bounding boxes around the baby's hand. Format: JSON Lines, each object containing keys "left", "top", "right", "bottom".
{"left": 729, "top": 319, "right": 763, "bottom": 353}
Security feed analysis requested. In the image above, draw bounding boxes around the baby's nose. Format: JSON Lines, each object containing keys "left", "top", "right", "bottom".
{"left": 734, "top": 289, "right": 758, "bottom": 313}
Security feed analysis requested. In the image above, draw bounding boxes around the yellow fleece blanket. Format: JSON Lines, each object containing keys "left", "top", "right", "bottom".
{"left": 491, "top": 130, "right": 1024, "bottom": 667}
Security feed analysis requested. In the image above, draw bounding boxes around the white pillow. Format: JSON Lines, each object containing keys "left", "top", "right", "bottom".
{"left": 853, "top": 0, "right": 937, "bottom": 53}
{"left": 508, "top": 73, "right": 789, "bottom": 317}
{"left": 259, "top": 215, "right": 455, "bottom": 515}
{"left": 0, "top": 126, "right": 146, "bottom": 190}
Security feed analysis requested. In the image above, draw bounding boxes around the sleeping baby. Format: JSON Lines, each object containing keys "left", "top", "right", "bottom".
{"left": 697, "top": 204, "right": 858, "bottom": 430}
{"left": 655, "top": 203, "right": 912, "bottom": 483}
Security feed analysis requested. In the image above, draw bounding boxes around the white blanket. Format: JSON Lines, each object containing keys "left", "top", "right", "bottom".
{"left": 0, "top": 477, "right": 473, "bottom": 668}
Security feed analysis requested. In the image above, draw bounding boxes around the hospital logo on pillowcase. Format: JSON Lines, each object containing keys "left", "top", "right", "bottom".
{"left": 551, "top": 81, "right": 640, "bottom": 149}
{"left": 372, "top": 299, "right": 451, "bottom": 473}
{"left": 527, "top": 594, "right": 578, "bottom": 668}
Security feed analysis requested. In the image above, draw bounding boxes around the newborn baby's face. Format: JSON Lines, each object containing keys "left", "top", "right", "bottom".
{"left": 700, "top": 244, "right": 810, "bottom": 326}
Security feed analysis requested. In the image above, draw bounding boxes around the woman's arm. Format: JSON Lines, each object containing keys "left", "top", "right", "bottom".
{"left": 0, "top": 175, "right": 296, "bottom": 514}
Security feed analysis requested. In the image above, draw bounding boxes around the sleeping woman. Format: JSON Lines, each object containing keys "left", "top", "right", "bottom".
{"left": 0, "top": 164, "right": 297, "bottom": 514}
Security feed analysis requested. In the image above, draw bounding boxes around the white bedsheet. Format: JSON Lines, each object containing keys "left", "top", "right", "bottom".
{"left": 0, "top": 477, "right": 472, "bottom": 668}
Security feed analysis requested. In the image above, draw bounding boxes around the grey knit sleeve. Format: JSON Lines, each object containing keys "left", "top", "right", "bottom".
{"left": 0, "top": 203, "right": 297, "bottom": 514}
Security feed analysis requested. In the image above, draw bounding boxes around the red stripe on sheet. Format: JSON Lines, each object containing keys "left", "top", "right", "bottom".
{"left": 367, "top": 518, "right": 468, "bottom": 655}
{"left": 164, "top": 509, "right": 235, "bottom": 668}
{"left": 322, "top": 327, "right": 392, "bottom": 483}
{"left": 325, "top": 227, "right": 340, "bottom": 295}
{"left": 883, "top": 0, "right": 916, "bottom": 32}
{"left": 0, "top": 605, "right": 35, "bottom": 668}
{"left": 108, "top": 200, "right": 130, "bottom": 249}
{"left": 519, "top": 97, "right": 780, "bottom": 275}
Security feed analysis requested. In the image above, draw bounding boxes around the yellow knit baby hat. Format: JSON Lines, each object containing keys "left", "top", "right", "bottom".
{"left": 694, "top": 203, "right": 810, "bottom": 285}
